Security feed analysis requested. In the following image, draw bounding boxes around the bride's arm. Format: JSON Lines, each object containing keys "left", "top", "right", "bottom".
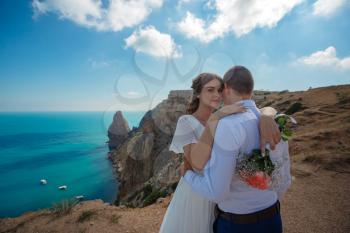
{"left": 186, "top": 106, "right": 281, "bottom": 171}
{"left": 185, "top": 118, "right": 218, "bottom": 171}
{"left": 186, "top": 103, "right": 245, "bottom": 171}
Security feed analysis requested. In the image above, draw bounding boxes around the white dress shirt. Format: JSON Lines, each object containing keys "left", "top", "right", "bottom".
{"left": 184, "top": 99, "right": 291, "bottom": 214}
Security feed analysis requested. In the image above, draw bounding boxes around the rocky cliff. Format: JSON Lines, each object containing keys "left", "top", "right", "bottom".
{"left": 109, "top": 90, "right": 192, "bottom": 207}
{"left": 107, "top": 111, "right": 130, "bottom": 151}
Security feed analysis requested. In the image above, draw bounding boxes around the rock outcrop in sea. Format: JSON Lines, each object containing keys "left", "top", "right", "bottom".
{"left": 107, "top": 111, "right": 130, "bottom": 151}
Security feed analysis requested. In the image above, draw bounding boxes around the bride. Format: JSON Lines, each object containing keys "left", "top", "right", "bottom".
{"left": 159, "top": 73, "right": 280, "bottom": 233}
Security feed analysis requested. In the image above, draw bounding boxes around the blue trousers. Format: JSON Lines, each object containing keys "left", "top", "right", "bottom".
{"left": 213, "top": 212, "right": 282, "bottom": 233}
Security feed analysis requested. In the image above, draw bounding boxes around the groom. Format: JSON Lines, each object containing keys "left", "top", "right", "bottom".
{"left": 183, "top": 66, "right": 288, "bottom": 233}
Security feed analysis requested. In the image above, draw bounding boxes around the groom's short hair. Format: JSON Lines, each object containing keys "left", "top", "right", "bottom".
{"left": 223, "top": 66, "right": 254, "bottom": 94}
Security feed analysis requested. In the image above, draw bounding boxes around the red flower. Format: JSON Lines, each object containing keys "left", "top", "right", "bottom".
{"left": 240, "top": 171, "right": 271, "bottom": 190}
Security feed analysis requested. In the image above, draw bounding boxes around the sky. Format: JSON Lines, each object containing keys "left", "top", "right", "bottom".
{"left": 0, "top": 0, "right": 349, "bottom": 112}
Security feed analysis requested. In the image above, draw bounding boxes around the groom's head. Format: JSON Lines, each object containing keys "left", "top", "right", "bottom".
{"left": 222, "top": 66, "right": 254, "bottom": 105}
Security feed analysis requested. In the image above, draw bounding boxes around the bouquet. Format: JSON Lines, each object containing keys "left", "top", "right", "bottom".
{"left": 236, "top": 114, "right": 297, "bottom": 190}
{"left": 237, "top": 149, "right": 274, "bottom": 190}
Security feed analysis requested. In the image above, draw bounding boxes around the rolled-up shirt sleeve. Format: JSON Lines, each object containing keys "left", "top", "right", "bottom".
{"left": 184, "top": 119, "right": 246, "bottom": 202}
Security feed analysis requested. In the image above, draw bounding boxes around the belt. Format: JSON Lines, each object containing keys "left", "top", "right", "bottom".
{"left": 215, "top": 201, "right": 280, "bottom": 224}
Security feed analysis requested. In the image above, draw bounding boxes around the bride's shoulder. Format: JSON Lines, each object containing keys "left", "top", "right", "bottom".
{"left": 177, "top": 114, "right": 194, "bottom": 122}
{"left": 176, "top": 114, "right": 195, "bottom": 125}
{"left": 178, "top": 114, "right": 192, "bottom": 119}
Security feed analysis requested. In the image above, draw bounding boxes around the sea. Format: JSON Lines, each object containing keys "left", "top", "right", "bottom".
{"left": 0, "top": 111, "right": 145, "bottom": 218}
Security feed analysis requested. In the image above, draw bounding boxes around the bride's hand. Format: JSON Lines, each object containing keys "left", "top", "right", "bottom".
{"left": 211, "top": 102, "right": 246, "bottom": 121}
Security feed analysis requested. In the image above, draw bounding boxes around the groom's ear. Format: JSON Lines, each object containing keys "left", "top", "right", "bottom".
{"left": 247, "top": 91, "right": 253, "bottom": 99}
{"left": 223, "top": 84, "right": 228, "bottom": 95}
{"left": 224, "top": 83, "right": 229, "bottom": 91}
{"left": 224, "top": 84, "right": 232, "bottom": 94}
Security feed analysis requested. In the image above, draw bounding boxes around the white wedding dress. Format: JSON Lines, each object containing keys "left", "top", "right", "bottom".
{"left": 159, "top": 115, "right": 215, "bottom": 233}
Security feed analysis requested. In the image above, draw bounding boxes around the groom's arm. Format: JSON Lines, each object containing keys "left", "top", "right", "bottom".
{"left": 184, "top": 119, "right": 245, "bottom": 202}
{"left": 259, "top": 107, "right": 280, "bottom": 150}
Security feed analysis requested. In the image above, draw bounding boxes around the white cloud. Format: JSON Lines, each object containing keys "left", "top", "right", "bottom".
{"left": 297, "top": 46, "right": 350, "bottom": 70}
{"left": 177, "top": 0, "right": 303, "bottom": 43}
{"left": 32, "top": 0, "right": 163, "bottom": 31}
{"left": 312, "top": 0, "right": 347, "bottom": 17}
{"left": 105, "top": 0, "right": 162, "bottom": 31}
{"left": 177, "top": 12, "right": 207, "bottom": 40}
{"left": 125, "top": 26, "right": 182, "bottom": 58}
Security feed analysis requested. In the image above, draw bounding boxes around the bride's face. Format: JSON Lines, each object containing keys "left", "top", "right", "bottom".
{"left": 198, "top": 79, "right": 223, "bottom": 109}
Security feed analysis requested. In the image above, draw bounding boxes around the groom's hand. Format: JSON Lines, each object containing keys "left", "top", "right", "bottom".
{"left": 260, "top": 114, "right": 281, "bottom": 151}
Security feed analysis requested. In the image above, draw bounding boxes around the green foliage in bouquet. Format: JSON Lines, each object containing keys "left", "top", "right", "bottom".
{"left": 238, "top": 149, "right": 275, "bottom": 176}
{"left": 275, "top": 114, "right": 297, "bottom": 141}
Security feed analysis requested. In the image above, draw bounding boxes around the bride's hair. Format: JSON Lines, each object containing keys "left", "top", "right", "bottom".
{"left": 187, "top": 73, "right": 223, "bottom": 114}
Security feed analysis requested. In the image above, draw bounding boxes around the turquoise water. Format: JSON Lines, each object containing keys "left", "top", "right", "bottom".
{"left": 0, "top": 111, "right": 145, "bottom": 218}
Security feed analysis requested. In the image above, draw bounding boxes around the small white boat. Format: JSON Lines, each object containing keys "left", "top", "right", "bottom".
{"left": 75, "top": 195, "right": 84, "bottom": 200}
{"left": 40, "top": 179, "right": 47, "bottom": 185}
{"left": 58, "top": 185, "right": 67, "bottom": 190}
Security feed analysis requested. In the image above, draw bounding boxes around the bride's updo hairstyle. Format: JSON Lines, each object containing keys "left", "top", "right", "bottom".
{"left": 187, "top": 73, "right": 223, "bottom": 114}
